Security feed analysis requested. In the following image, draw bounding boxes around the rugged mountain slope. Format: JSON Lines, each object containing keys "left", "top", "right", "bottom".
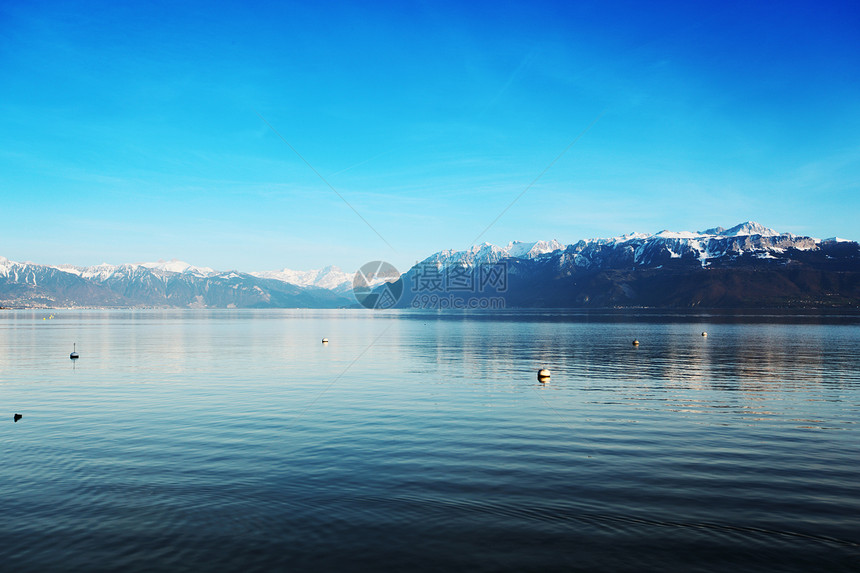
{"left": 0, "top": 257, "right": 125, "bottom": 307}
{"left": 395, "top": 222, "right": 860, "bottom": 309}
{"left": 426, "top": 240, "right": 565, "bottom": 267}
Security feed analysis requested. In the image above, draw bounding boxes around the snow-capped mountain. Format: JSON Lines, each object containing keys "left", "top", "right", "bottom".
{"left": 1, "top": 255, "right": 126, "bottom": 307}
{"left": 396, "top": 222, "right": 860, "bottom": 308}
{"left": 557, "top": 221, "right": 818, "bottom": 270}
{"left": 56, "top": 259, "right": 219, "bottom": 283}
{"left": 1, "top": 257, "right": 354, "bottom": 308}
{"left": 423, "top": 239, "right": 565, "bottom": 268}
{"left": 703, "top": 221, "right": 782, "bottom": 237}
{"left": 251, "top": 265, "right": 353, "bottom": 293}
{"left": 138, "top": 260, "right": 218, "bottom": 276}
{"left": 418, "top": 222, "right": 817, "bottom": 271}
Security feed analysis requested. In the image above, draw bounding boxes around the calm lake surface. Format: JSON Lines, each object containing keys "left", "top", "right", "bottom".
{"left": 2, "top": 309, "right": 859, "bottom": 572}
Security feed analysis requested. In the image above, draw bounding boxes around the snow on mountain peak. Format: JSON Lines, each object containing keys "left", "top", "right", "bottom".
{"left": 654, "top": 230, "right": 702, "bottom": 240}
{"left": 592, "top": 222, "right": 781, "bottom": 245}
{"left": 417, "top": 222, "right": 825, "bottom": 273}
{"left": 505, "top": 239, "right": 565, "bottom": 258}
{"left": 714, "top": 221, "right": 779, "bottom": 237}
{"left": 424, "top": 223, "right": 792, "bottom": 268}
{"left": 140, "top": 259, "right": 216, "bottom": 276}
{"left": 251, "top": 266, "right": 354, "bottom": 291}
{"left": 424, "top": 239, "right": 565, "bottom": 267}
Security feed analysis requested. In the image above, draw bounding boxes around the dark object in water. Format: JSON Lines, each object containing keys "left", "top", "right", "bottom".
{"left": 70, "top": 343, "right": 79, "bottom": 359}
{"left": 13, "top": 413, "right": 22, "bottom": 422}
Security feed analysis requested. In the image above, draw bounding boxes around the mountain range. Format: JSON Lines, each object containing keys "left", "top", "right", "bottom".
{"left": 2, "top": 222, "right": 858, "bottom": 309}
{"left": 393, "top": 222, "right": 859, "bottom": 309}
{"left": 0, "top": 257, "right": 354, "bottom": 308}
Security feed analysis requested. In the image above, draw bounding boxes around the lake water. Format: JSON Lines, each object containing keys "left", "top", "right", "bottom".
{"left": 1, "top": 309, "right": 859, "bottom": 572}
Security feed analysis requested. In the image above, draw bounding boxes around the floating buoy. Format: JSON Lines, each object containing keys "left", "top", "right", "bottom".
{"left": 537, "top": 368, "right": 551, "bottom": 381}
{"left": 13, "top": 413, "right": 22, "bottom": 422}
{"left": 632, "top": 339, "right": 639, "bottom": 346}
{"left": 70, "top": 343, "right": 79, "bottom": 359}
{"left": 701, "top": 331, "right": 708, "bottom": 337}
{"left": 321, "top": 338, "right": 329, "bottom": 344}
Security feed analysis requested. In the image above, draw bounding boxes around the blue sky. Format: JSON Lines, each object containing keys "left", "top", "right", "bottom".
{"left": 2, "top": 0, "right": 858, "bottom": 274}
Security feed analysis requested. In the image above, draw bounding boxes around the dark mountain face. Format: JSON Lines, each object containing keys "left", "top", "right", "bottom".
{"left": 498, "top": 265, "right": 860, "bottom": 308}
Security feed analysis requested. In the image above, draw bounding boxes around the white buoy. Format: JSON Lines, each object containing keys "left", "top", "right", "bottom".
{"left": 321, "top": 338, "right": 329, "bottom": 344}
{"left": 537, "top": 368, "right": 551, "bottom": 381}
{"left": 70, "top": 343, "right": 79, "bottom": 360}
{"left": 632, "top": 339, "right": 639, "bottom": 346}
{"left": 702, "top": 331, "right": 708, "bottom": 337}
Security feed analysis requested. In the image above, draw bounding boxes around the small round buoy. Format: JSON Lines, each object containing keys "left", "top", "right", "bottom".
{"left": 701, "top": 331, "right": 708, "bottom": 337}
{"left": 537, "top": 368, "right": 551, "bottom": 381}
{"left": 321, "top": 338, "right": 329, "bottom": 344}
{"left": 14, "top": 413, "right": 22, "bottom": 422}
{"left": 632, "top": 339, "right": 639, "bottom": 346}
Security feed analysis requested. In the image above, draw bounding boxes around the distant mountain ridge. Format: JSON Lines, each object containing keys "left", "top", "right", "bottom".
{"left": 250, "top": 266, "right": 353, "bottom": 293}
{"left": 418, "top": 222, "right": 820, "bottom": 269}
{"left": 0, "top": 257, "right": 353, "bottom": 308}
{"left": 2, "top": 222, "right": 859, "bottom": 308}
{"left": 426, "top": 240, "right": 565, "bottom": 268}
